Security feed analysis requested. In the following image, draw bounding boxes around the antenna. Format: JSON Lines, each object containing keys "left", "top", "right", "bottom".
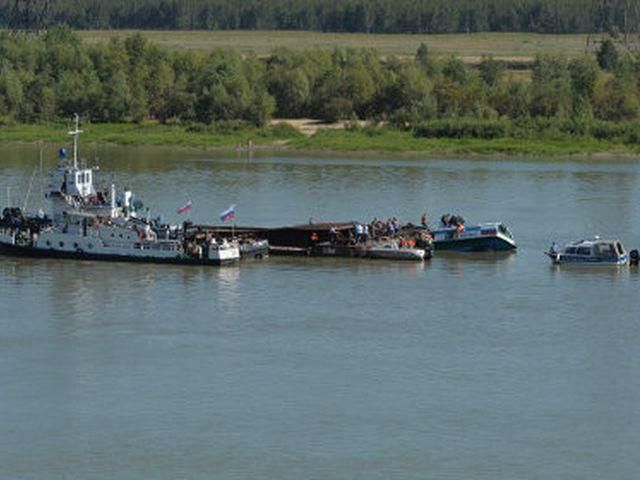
{"left": 22, "top": 167, "right": 38, "bottom": 212}
{"left": 67, "top": 113, "right": 82, "bottom": 170}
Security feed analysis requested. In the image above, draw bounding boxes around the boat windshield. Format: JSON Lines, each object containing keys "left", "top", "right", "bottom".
{"left": 498, "top": 224, "right": 513, "bottom": 239}
{"left": 576, "top": 247, "right": 592, "bottom": 255}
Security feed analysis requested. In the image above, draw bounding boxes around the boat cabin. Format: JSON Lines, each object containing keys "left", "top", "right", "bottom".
{"left": 564, "top": 240, "right": 624, "bottom": 258}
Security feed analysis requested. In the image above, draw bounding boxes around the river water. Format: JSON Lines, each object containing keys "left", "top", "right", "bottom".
{"left": 1, "top": 145, "right": 640, "bottom": 479}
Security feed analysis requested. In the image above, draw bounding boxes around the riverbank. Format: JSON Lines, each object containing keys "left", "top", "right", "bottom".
{"left": 0, "top": 121, "right": 638, "bottom": 157}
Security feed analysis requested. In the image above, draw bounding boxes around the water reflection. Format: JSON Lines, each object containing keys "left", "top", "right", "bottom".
{"left": 548, "top": 264, "right": 633, "bottom": 280}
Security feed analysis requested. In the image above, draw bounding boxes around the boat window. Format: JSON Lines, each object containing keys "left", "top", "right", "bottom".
{"left": 566, "top": 247, "right": 577, "bottom": 254}
{"left": 59, "top": 241, "right": 64, "bottom": 247}
{"left": 45, "top": 240, "right": 50, "bottom": 246}
{"left": 595, "top": 244, "right": 615, "bottom": 257}
{"left": 577, "top": 247, "right": 591, "bottom": 255}
{"left": 616, "top": 242, "right": 624, "bottom": 255}
{"left": 73, "top": 242, "right": 78, "bottom": 249}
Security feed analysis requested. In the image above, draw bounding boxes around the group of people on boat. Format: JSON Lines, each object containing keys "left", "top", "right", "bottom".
{"left": 440, "top": 213, "right": 466, "bottom": 229}
{"left": 325, "top": 215, "right": 433, "bottom": 250}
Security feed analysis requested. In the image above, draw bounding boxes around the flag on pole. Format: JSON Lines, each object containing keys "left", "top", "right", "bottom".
{"left": 219, "top": 204, "right": 236, "bottom": 222}
{"left": 176, "top": 200, "right": 192, "bottom": 215}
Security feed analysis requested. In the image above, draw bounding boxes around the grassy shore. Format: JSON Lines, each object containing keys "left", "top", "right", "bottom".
{"left": 288, "top": 128, "right": 638, "bottom": 156}
{"left": 1, "top": 121, "right": 638, "bottom": 157}
{"left": 0, "top": 122, "right": 300, "bottom": 148}
{"left": 77, "top": 30, "right": 594, "bottom": 63}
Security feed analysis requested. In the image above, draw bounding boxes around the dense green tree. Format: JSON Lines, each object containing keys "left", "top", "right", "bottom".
{"left": 596, "top": 38, "right": 619, "bottom": 71}
{"left": 0, "top": 0, "right": 629, "bottom": 34}
{"left": 1, "top": 30, "right": 640, "bottom": 137}
{"left": 0, "top": 65, "right": 24, "bottom": 118}
{"left": 478, "top": 55, "right": 504, "bottom": 87}
{"left": 569, "top": 55, "right": 599, "bottom": 105}
{"left": 491, "top": 80, "right": 531, "bottom": 119}
{"left": 415, "top": 43, "right": 437, "bottom": 76}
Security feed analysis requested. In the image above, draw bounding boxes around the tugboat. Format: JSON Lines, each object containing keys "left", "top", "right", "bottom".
{"left": 545, "top": 237, "right": 639, "bottom": 266}
{"left": 0, "top": 116, "right": 241, "bottom": 266}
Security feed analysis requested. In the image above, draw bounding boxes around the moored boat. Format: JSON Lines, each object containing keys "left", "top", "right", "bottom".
{"left": 0, "top": 116, "right": 242, "bottom": 266}
{"left": 366, "top": 242, "right": 426, "bottom": 261}
{"left": 545, "top": 238, "right": 638, "bottom": 266}
{"left": 429, "top": 223, "right": 517, "bottom": 252}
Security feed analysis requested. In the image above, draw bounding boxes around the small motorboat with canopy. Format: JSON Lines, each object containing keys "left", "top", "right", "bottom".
{"left": 545, "top": 237, "right": 639, "bottom": 266}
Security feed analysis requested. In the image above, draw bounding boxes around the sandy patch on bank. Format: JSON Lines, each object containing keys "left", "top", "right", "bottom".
{"left": 270, "top": 118, "right": 368, "bottom": 136}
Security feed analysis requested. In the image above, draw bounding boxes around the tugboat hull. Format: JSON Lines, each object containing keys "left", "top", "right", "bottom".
{"left": 0, "top": 242, "right": 237, "bottom": 266}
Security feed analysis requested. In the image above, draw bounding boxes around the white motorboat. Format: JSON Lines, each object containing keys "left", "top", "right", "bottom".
{"left": 545, "top": 237, "right": 638, "bottom": 266}
{"left": 366, "top": 242, "right": 426, "bottom": 261}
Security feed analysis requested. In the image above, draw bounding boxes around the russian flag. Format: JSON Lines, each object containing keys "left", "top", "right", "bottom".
{"left": 219, "top": 204, "right": 236, "bottom": 222}
{"left": 176, "top": 200, "right": 192, "bottom": 215}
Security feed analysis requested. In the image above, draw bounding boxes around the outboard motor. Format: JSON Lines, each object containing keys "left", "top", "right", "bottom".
{"left": 630, "top": 249, "right": 639, "bottom": 266}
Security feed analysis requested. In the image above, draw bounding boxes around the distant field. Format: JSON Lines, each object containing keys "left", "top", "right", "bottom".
{"left": 78, "top": 30, "right": 597, "bottom": 62}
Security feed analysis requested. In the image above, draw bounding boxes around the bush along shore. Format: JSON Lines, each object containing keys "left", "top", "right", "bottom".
{"left": 2, "top": 28, "right": 640, "bottom": 156}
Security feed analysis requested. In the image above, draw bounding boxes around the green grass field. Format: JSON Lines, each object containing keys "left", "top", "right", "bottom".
{"left": 77, "top": 30, "right": 597, "bottom": 62}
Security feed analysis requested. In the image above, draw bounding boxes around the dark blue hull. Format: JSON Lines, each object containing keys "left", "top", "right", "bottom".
{"left": 433, "top": 236, "right": 517, "bottom": 252}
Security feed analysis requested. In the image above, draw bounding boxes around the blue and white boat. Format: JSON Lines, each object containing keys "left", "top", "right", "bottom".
{"left": 545, "top": 238, "right": 635, "bottom": 265}
{"left": 429, "top": 223, "right": 517, "bottom": 252}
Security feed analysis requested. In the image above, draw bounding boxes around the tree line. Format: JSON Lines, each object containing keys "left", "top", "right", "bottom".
{"left": 1, "top": 28, "right": 640, "bottom": 143}
{"left": 1, "top": 0, "right": 640, "bottom": 35}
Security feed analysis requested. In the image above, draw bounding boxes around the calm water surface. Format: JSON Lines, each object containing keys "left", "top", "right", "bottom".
{"left": 1, "top": 145, "right": 640, "bottom": 479}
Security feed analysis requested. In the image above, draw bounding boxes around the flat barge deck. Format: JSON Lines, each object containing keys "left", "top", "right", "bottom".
{"left": 186, "top": 222, "right": 432, "bottom": 261}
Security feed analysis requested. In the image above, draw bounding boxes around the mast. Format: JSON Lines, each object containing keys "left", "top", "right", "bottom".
{"left": 67, "top": 113, "right": 82, "bottom": 170}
